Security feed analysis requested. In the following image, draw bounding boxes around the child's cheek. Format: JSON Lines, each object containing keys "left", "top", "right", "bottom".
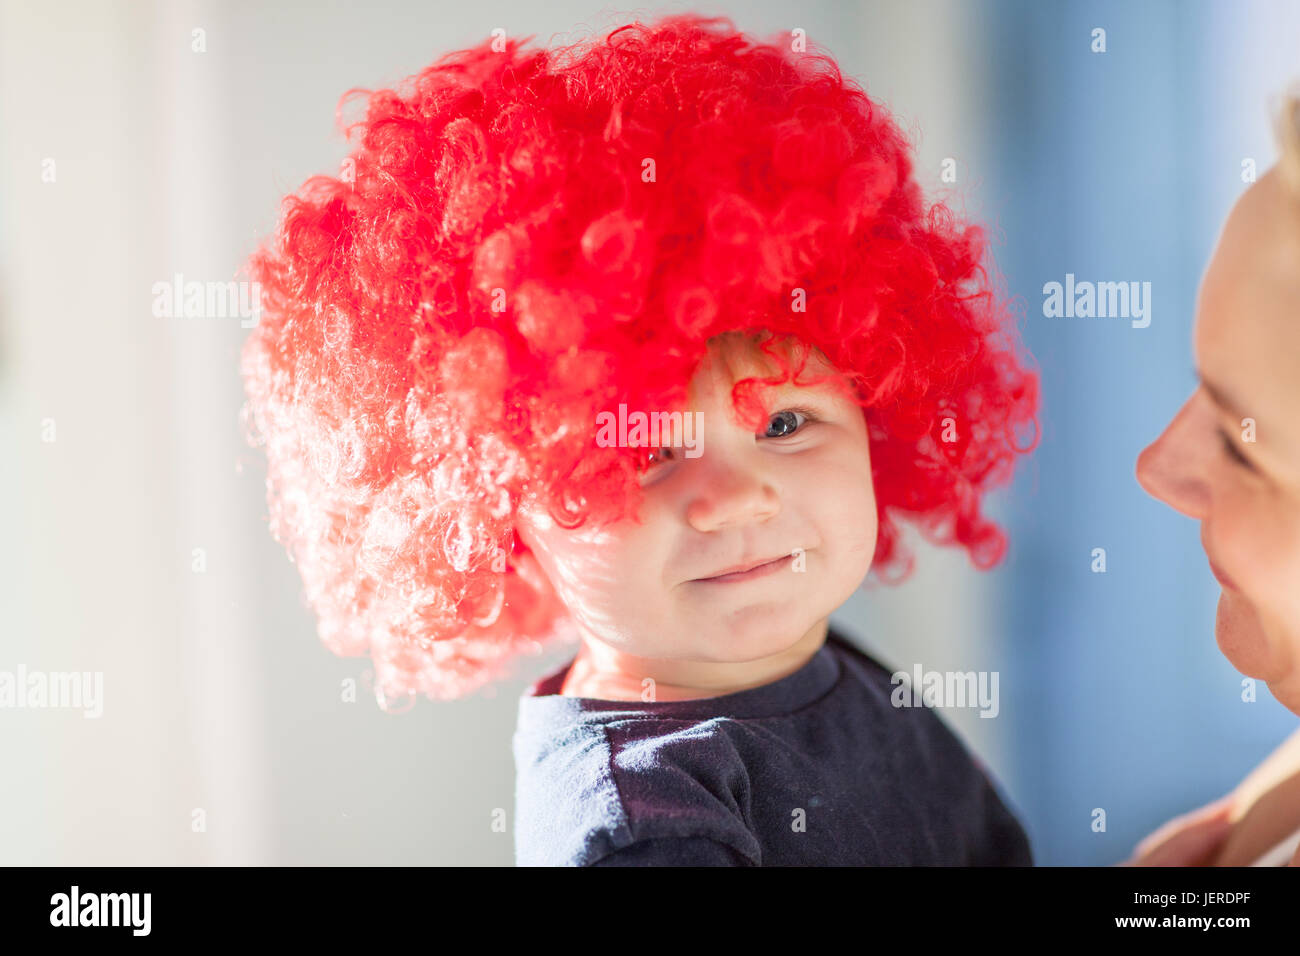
{"left": 801, "top": 441, "right": 879, "bottom": 579}
{"left": 519, "top": 512, "right": 670, "bottom": 636}
{"left": 802, "top": 433, "right": 876, "bottom": 507}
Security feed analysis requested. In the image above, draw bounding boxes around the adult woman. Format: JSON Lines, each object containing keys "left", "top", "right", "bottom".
{"left": 1129, "top": 93, "right": 1300, "bottom": 867}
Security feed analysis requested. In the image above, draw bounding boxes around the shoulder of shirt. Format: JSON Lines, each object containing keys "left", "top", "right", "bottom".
{"left": 824, "top": 628, "right": 898, "bottom": 681}
{"left": 588, "top": 834, "right": 757, "bottom": 866}
{"left": 828, "top": 630, "right": 949, "bottom": 710}
{"left": 516, "top": 711, "right": 763, "bottom": 865}
{"left": 828, "top": 630, "right": 1032, "bottom": 859}
{"left": 825, "top": 630, "right": 988, "bottom": 763}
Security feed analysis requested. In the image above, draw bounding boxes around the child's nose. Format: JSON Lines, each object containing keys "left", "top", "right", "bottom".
{"left": 684, "top": 453, "right": 780, "bottom": 533}
{"left": 1135, "top": 396, "right": 1211, "bottom": 519}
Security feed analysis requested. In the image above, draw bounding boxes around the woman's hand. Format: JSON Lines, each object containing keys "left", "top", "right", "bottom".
{"left": 1123, "top": 794, "right": 1236, "bottom": 866}
{"left": 1127, "top": 728, "right": 1300, "bottom": 866}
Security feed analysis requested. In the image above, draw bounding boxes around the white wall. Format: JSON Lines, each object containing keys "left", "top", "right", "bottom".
{"left": 0, "top": 0, "right": 989, "bottom": 864}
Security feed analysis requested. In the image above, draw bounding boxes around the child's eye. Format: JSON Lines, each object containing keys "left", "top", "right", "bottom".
{"left": 1218, "top": 427, "right": 1255, "bottom": 471}
{"left": 763, "top": 408, "right": 816, "bottom": 438}
{"left": 642, "top": 446, "right": 677, "bottom": 471}
{"left": 639, "top": 408, "right": 818, "bottom": 475}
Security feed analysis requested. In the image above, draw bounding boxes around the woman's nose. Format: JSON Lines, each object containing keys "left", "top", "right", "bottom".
{"left": 1135, "top": 398, "right": 1211, "bottom": 519}
{"left": 684, "top": 454, "right": 780, "bottom": 532}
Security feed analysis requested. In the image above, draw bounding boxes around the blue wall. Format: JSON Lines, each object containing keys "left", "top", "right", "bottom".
{"left": 978, "top": 0, "right": 1298, "bottom": 864}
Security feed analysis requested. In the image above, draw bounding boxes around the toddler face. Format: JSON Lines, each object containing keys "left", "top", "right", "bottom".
{"left": 516, "top": 334, "right": 878, "bottom": 671}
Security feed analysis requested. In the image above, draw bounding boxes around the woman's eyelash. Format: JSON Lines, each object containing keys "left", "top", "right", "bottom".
{"left": 1218, "top": 428, "right": 1254, "bottom": 470}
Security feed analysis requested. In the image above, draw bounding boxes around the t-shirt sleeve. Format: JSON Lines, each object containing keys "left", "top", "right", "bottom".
{"left": 968, "top": 757, "right": 1035, "bottom": 865}
{"left": 588, "top": 836, "right": 756, "bottom": 867}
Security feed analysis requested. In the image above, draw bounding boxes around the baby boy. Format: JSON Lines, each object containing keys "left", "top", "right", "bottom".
{"left": 240, "top": 13, "right": 1040, "bottom": 866}
{"left": 513, "top": 328, "right": 1035, "bottom": 865}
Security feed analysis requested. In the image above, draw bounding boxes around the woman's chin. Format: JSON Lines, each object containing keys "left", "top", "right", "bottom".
{"left": 1268, "top": 676, "right": 1300, "bottom": 717}
{"left": 1215, "top": 591, "right": 1270, "bottom": 673}
{"left": 1215, "top": 591, "right": 1298, "bottom": 705}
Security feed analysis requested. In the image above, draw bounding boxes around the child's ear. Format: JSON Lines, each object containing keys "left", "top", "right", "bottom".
{"left": 509, "top": 543, "right": 545, "bottom": 584}
{"left": 510, "top": 513, "right": 552, "bottom": 582}
{"left": 508, "top": 539, "right": 562, "bottom": 613}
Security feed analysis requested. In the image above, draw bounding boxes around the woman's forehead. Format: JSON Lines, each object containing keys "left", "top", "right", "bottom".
{"left": 1196, "top": 171, "right": 1300, "bottom": 472}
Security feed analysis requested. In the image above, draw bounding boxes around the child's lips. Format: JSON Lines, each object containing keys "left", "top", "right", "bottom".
{"left": 691, "top": 554, "right": 791, "bottom": 584}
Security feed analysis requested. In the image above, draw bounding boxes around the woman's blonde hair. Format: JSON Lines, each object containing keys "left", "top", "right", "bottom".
{"left": 1274, "top": 87, "right": 1300, "bottom": 199}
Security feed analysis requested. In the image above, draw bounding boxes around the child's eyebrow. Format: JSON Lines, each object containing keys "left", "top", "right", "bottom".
{"left": 755, "top": 377, "right": 850, "bottom": 404}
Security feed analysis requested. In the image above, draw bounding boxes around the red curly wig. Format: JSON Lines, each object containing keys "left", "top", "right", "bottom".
{"left": 240, "top": 13, "right": 1039, "bottom": 708}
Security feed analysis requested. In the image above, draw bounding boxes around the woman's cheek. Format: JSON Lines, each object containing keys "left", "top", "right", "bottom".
{"left": 1252, "top": 497, "right": 1300, "bottom": 620}
{"left": 1216, "top": 486, "right": 1300, "bottom": 654}
{"left": 1221, "top": 485, "right": 1283, "bottom": 581}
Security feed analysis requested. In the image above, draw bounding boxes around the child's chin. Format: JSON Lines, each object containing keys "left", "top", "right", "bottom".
{"left": 710, "top": 607, "right": 822, "bottom": 657}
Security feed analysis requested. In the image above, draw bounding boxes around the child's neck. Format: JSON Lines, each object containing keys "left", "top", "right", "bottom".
{"left": 559, "top": 618, "right": 830, "bottom": 702}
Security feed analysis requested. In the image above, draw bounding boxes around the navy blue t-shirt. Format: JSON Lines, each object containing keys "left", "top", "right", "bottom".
{"left": 512, "top": 627, "right": 1032, "bottom": 866}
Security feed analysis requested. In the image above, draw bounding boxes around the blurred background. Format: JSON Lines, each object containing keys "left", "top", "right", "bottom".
{"left": 2, "top": 0, "right": 1296, "bottom": 865}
